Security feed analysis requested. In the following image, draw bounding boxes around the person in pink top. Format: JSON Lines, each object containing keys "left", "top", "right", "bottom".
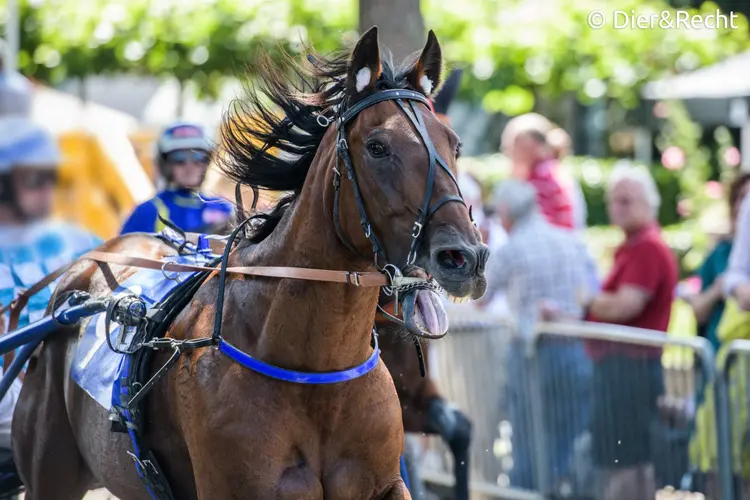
{"left": 501, "top": 114, "right": 576, "bottom": 230}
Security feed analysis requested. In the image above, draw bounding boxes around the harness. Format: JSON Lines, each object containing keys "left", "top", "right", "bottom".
{"left": 2, "top": 86, "right": 469, "bottom": 500}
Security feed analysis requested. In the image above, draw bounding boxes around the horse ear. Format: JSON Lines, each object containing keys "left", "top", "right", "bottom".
{"left": 406, "top": 30, "right": 443, "bottom": 97}
{"left": 348, "top": 26, "right": 381, "bottom": 95}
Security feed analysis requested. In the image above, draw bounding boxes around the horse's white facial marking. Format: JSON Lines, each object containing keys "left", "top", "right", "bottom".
{"left": 420, "top": 75, "right": 433, "bottom": 95}
{"left": 356, "top": 67, "right": 372, "bottom": 92}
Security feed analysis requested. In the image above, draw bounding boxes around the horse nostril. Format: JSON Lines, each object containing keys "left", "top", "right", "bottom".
{"left": 437, "top": 249, "right": 468, "bottom": 270}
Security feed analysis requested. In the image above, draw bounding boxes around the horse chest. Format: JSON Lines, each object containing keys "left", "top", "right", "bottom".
{"left": 178, "top": 363, "right": 403, "bottom": 498}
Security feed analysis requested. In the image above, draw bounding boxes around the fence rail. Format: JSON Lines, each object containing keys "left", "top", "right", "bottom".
{"left": 415, "top": 305, "right": 732, "bottom": 500}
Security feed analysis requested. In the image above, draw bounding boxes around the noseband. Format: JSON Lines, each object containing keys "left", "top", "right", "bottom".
{"left": 329, "top": 89, "right": 468, "bottom": 274}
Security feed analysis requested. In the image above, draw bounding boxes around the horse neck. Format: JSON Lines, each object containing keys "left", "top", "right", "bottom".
{"left": 224, "top": 147, "right": 380, "bottom": 372}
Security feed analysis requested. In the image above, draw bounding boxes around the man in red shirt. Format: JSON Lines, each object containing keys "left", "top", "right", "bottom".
{"left": 501, "top": 115, "right": 575, "bottom": 230}
{"left": 582, "top": 165, "right": 678, "bottom": 500}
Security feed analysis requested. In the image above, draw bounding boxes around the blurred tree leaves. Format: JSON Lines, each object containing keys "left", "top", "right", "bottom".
{"left": 1, "top": 0, "right": 748, "bottom": 108}
{"left": 422, "top": 0, "right": 750, "bottom": 113}
{"left": 1, "top": 0, "right": 356, "bottom": 99}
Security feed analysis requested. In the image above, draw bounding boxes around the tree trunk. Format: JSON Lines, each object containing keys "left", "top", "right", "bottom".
{"left": 176, "top": 79, "right": 185, "bottom": 119}
{"left": 77, "top": 77, "right": 87, "bottom": 102}
{"left": 359, "top": 0, "right": 425, "bottom": 62}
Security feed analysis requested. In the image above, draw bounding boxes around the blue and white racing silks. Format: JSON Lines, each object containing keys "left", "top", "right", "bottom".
{"left": 0, "top": 221, "right": 101, "bottom": 449}
{"left": 0, "top": 221, "right": 102, "bottom": 330}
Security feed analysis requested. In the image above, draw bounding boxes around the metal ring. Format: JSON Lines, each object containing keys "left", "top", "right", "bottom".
{"left": 161, "top": 261, "right": 184, "bottom": 283}
{"left": 406, "top": 249, "right": 418, "bottom": 267}
{"left": 316, "top": 114, "right": 331, "bottom": 127}
{"left": 381, "top": 264, "right": 403, "bottom": 296}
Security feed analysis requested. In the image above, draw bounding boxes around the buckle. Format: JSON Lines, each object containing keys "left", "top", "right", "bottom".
{"left": 127, "top": 450, "right": 148, "bottom": 471}
{"left": 346, "top": 271, "right": 361, "bottom": 287}
{"left": 411, "top": 222, "right": 423, "bottom": 238}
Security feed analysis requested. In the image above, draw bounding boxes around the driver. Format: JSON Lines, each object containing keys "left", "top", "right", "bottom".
{"left": 121, "top": 122, "right": 233, "bottom": 235}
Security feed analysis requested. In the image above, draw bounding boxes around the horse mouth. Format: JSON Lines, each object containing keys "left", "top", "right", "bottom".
{"left": 397, "top": 268, "right": 450, "bottom": 339}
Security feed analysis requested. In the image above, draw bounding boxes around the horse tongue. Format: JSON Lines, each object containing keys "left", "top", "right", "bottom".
{"left": 415, "top": 288, "right": 449, "bottom": 337}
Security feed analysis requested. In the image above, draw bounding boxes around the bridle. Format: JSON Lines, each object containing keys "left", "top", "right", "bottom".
{"left": 329, "top": 88, "right": 468, "bottom": 276}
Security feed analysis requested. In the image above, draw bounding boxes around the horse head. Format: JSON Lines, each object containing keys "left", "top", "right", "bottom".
{"left": 335, "top": 27, "right": 489, "bottom": 337}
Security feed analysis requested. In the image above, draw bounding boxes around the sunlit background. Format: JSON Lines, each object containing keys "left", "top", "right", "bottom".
{"left": 2, "top": 0, "right": 750, "bottom": 497}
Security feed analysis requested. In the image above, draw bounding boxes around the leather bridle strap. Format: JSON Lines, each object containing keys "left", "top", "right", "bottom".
{"left": 399, "top": 99, "right": 466, "bottom": 266}
{"left": 331, "top": 88, "right": 467, "bottom": 270}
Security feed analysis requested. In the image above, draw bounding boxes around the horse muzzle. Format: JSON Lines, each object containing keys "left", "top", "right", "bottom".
{"left": 428, "top": 242, "right": 489, "bottom": 301}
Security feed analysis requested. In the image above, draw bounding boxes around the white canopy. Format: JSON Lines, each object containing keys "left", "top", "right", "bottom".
{"left": 642, "top": 51, "right": 750, "bottom": 100}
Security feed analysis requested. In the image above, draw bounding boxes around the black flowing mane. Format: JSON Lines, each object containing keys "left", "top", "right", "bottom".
{"left": 218, "top": 43, "right": 418, "bottom": 243}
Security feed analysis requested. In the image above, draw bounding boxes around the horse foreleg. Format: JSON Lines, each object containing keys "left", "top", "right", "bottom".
{"left": 428, "top": 398, "right": 472, "bottom": 500}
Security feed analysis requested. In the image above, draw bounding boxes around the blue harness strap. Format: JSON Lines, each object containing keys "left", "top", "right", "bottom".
{"left": 217, "top": 334, "right": 380, "bottom": 384}
{"left": 400, "top": 454, "right": 411, "bottom": 491}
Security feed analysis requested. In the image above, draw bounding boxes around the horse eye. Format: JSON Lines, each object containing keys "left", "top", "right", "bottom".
{"left": 366, "top": 141, "right": 388, "bottom": 158}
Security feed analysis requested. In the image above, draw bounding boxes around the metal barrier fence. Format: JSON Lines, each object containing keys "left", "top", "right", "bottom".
{"left": 715, "top": 339, "right": 750, "bottom": 500}
{"left": 415, "top": 306, "right": 720, "bottom": 500}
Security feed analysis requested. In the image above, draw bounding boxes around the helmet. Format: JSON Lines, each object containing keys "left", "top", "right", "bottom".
{"left": 0, "top": 117, "right": 60, "bottom": 209}
{"left": 156, "top": 121, "right": 213, "bottom": 180}
{"left": 0, "top": 117, "right": 60, "bottom": 174}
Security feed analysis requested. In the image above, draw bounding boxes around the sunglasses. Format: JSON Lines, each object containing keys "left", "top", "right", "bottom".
{"left": 15, "top": 170, "right": 58, "bottom": 190}
{"left": 166, "top": 150, "right": 211, "bottom": 166}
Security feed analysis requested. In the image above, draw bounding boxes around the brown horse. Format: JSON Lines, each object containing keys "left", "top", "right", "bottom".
{"left": 11, "top": 27, "right": 487, "bottom": 500}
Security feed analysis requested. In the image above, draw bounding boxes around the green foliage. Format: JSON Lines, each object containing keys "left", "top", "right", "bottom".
{"left": 423, "top": 0, "right": 750, "bottom": 112}
{"left": 2, "top": 0, "right": 356, "bottom": 98}
{"left": 3, "top": 0, "right": 749, "bottom": 107}
{"left": 655, "top": 100, "right": 712, "bottom": 216}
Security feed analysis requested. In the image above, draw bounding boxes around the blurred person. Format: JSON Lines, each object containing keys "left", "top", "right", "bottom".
{"left": 581, "top": 165, "right": 678, "bottom": 500}
{"left": 459, "top": 171, "right": 509, "bottom": 315}
{"left": 546, "top": 126, "right": 588, "bottom": 234}
{"left": 0, "top": 117, "right": 102, "bottom": 491}
{"left": 480, "top": 179, "right": 593, "bottom": 495}
{"left": 686, "top": 173, "right": 750, "bottom": 351}
{"left": 501, "top": 114, "right": 575, "bottom": 230}
{"left": 688, "top": 174, "right": 750, "bottom": 499}
{"left": 724, "top": 178, "right": 750, "bottom": 310}
{"left": 546, "top": 127, "right": 571, "bottom": 160}
{"left": 121, "top": 121, "right": 233, "bottom": 235}
{"left": 544, "top": 125, "right": 600, "bottom": 292}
